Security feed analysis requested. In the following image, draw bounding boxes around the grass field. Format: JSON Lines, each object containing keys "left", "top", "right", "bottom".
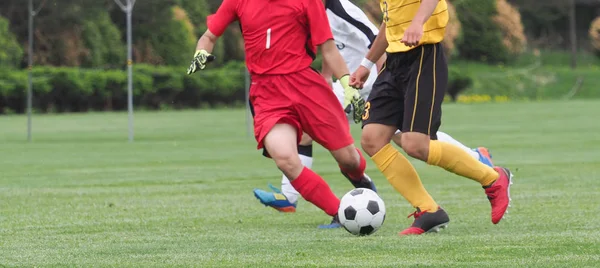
{"left": 1, "top": 100, "right": 599, "bottom": 267}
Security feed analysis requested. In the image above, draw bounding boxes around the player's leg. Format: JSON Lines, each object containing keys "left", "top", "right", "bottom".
{"left": 401, "top": 43, "right": 512, "bottom": 225}
{"left": 436, "top": 131, "right": 494, "bottom": 167}
{"left": 397, "top": 128, "right": 494, "bottom": 167}
{"left": 280, "top": 134, "right": 312, "bottom": 205}
{"left": 391, "top": 130, "right": 402, "bottom": 147}
{"left": 294, "top": 69, "right": 376, "bottom": 228}
{"left": 295, "top": 70, "right": 374, "bottom": 193}
{"left": 253, "top": 132, "right": 311, "bottom": 212}
{"left": 250, "top": 76, "right": 340, "bottom": 218}
{"left": 331, "top": 81, "right": 376, "bottom": 191}
{"left": 360, "top": 57, "right": 446, "bottom": 235}
{"left": 262, "top": 123, "right": 339, "bottom": 217}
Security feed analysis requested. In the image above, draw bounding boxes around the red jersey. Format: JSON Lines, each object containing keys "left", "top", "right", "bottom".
{"left": 207, "top": 0, "right": 333, "bottom": 75}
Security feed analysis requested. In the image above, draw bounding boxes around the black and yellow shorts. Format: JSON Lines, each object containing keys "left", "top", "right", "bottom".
{"left": 362, "top": 43, "right": 447, "bottom": 139}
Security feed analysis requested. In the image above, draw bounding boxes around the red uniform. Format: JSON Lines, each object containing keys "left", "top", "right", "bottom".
{"left": 208, "top": 0, "right": 353, "bottom": 151}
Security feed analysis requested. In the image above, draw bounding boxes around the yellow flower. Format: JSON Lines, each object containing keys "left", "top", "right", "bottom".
{"left": 455, "top": 94, "right": 510, "bottom": 103}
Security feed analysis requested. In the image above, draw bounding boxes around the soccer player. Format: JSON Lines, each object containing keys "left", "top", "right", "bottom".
{"left": 253, "top": 0, "right": 494, "bottom": 226}
{"left": 351, "top": 0, "right": 513, "bottom": 235}
{"left": 187, "top": 0, "right": 371, "bottom": 224}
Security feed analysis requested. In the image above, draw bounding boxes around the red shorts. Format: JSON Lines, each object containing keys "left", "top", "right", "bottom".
{"left": 249, "top": 68, "right": 353, "bottom": 152}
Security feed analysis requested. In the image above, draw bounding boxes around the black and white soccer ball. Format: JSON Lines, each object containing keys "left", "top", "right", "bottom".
{"left": 338, "top": 188, "right": 386, "bottom": 236}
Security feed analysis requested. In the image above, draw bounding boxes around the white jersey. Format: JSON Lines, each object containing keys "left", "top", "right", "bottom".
{"left": 326, "top": 0, "right": 380, "bottom": 102}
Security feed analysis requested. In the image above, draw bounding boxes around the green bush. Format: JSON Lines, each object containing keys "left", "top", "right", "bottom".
{"left": 0, "top": 62, "right": 247, "bottom": 114}
{"left": 454, "top": 0, "right": 510, "bottom": 63}
{"left": 446, "top": 66, "right": 473, "bottom": 102}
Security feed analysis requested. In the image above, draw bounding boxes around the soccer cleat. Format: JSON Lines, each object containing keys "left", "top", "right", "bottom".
{"left": 253, "top": 184, "right": 297, "bottom": 213}
{"left": 318, "top": 214, "right": 341, "bottom": 229}
{"left": 474, "top": 147, "right": 494, "bottom": 167}
{"left": 341, "top": 172, "right": 377, "bottom": 192}
{"left": 399, "top": 207, "right": 450, "bottom": 236}
{"left": 484, "top": 167, "right": 513, "bottom": 224}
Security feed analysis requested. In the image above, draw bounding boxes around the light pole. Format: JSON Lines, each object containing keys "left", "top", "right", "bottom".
{"left": 26, "top": 0, "right": 46, "bottom": 142}
{"left": 113, "top": 0, "right": 136, "bottom": 142}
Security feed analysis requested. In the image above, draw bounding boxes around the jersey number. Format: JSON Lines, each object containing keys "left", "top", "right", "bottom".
{"left": 266, "top": 28, "right": 272, "bottom": 49}
{"left": 362, "top": 102, "right": 371, "bottom": 120}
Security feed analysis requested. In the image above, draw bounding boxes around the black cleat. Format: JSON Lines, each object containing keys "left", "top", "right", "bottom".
{"left": 399, "top": 207, "right": 450, "bottom": 235}
{"left": 341, "top": 172, "right": 377, "bottom": 192}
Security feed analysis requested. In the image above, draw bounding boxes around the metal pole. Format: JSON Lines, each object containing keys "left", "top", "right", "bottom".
{"left": 27, "top": 0, "right": 33, "bottom": 142}
{"left": 126, "top": 1, "right": 134, "bottom": 142}
{"left": 245, "top": 69, "right": 252, "bottom": 138}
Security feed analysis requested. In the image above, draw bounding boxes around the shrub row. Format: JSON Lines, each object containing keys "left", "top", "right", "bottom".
{"left": 0, "top": 63, "right": 476, "bottom": 114}
{"left": 0, "top": 62, "right": 247, "bottom": 114}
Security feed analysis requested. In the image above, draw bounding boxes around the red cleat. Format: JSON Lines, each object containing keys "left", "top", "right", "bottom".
{"left": 399, "top": 207, "right": 450, "bottom": 236}
{"left": 485, "top": 167, "right": 513, "bottom": 224}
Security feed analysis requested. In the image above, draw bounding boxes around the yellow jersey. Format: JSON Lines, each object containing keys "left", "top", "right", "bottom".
{"left": 381, "top": 0, "right": 449, "bottom": 52}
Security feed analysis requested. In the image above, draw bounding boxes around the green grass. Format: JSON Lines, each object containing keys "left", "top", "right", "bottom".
{"left": 1, "top": 101, "right": 600, "bottom": 267}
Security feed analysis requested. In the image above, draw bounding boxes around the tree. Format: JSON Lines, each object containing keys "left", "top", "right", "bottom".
{"left": 455, "top": 0, "right": 510, "bottom": 63}
{"left": 494, "top": 0, "right": 527, "bottom": 54}
{"left": 591, "top": 16, "right": 600, "bottom": 57}
{"left": 0, "top": 16, "right": 23, "bottom": 68}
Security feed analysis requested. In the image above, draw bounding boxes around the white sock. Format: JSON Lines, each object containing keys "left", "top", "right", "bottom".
{"left": 280, "top": 153, "right": 312, "bottom": 204}
{"left": 436, "top": 131, "right": 480, "bottom": 160}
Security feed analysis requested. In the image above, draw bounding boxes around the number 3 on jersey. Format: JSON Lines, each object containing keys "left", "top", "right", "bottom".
{"left": 362, "top": 102, "right": 371, "bottom": 120}
{"left": 266, "top": 28, "right": 272, "bottom": 49}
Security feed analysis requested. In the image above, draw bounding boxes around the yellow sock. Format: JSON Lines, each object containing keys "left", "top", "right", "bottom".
{"left": 427, "top": 140, "right": 499, "bottom": 186}
{"left": 372, "top": 144, "right": 438, "bottom": 212}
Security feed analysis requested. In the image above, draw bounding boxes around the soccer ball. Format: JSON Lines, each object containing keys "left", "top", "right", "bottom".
{"left": 338, "top": 188, "right": 386, "bottom": 236}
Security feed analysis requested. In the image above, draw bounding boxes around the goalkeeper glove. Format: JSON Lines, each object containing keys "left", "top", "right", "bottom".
{"left": 338, "top": 75, "right": 366, "bottom": 124}
{"left": 186, "top": 50, "right": 216, "bottom": 75}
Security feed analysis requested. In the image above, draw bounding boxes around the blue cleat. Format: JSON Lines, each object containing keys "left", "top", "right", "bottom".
{"left": 253, "top": 184, "right": 297, "bottom": 213}
{"left": 474, "top": 147, "right": 494, "bottom": 168}
{"left": 318, "top": 215, "right": 341, "bottom": 229}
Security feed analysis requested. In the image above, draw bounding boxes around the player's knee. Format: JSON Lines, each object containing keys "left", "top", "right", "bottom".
{"left": 332, "top": 146, "right": 360, "bottom": 169}
{"left": 361, "top": 124, "right": 396, "bottom": 156}
{"left": 401, "top": 133, "right": 430, "bottom": 161}
{"left": 360, "top": 135, "right": 378, "bottom": 157}
{"left": 273, "top": 153, "right": 302, "bottom": 179}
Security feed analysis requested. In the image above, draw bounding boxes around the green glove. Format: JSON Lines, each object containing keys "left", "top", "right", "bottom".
{"left": 339, "top": 75, "right": 366, "bottom": 124}
{"left": 186, "top": 50, "right": 216, "bottom": 75}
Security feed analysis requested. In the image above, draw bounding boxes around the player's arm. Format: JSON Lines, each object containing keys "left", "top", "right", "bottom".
{"left": 187, "top": 0, "right": 237, "bottom": 75}
{"left": 413, "top": 0, "right": 440, "bottom": 26}
{"left": 320, "top": 40, "right": 350, "bottom": 81}
{"left": 320, "top": 40, "right": 365, "bottom": 123}
{"left": 401, "top": 0, "right": 439, "bottom": 47}
{"left": 195, "top": 30, "right": 219, "bottom": 54}
{"left": 320, "top": 57, "right": 334, "bottom": 88}
{"left": 375, "top": 53, "right": 387, "bottom": 73}
{"left": 350, "top": 22, "right": 387, "bottom": 88}
{"left": 364, "top": 22, "right": 388, "bottom": 68}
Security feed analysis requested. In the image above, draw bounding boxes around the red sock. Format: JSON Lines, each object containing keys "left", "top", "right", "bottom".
{"left": 291, "top": 167, "right": 340, "bottom": 216}
{"left": 339, "top": 149, "right": 367, "bottom": 181}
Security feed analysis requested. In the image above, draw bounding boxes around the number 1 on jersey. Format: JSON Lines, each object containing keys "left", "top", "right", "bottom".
{"left": 266, "top": 28, "right": 272, "bottom": 49}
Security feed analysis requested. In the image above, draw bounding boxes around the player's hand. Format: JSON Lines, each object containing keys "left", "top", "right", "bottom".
{"left": 350, "top": 66, "right": 371, "bottom": 89}
{"left": 401, "top": 21, "right": 424, "bottom": 47}
{"left": 339, "top": 75, "right": 366, "bottom": 124}
{"left": 186, "top": 50, "right": 216, "bottom": 75}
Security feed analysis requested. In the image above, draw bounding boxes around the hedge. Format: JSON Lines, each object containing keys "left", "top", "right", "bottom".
{"left": 0, "top": 63, "right": 475, "bottom": 114}
{"left": 0, "top": 62, "right": 247, "bottom": 114}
